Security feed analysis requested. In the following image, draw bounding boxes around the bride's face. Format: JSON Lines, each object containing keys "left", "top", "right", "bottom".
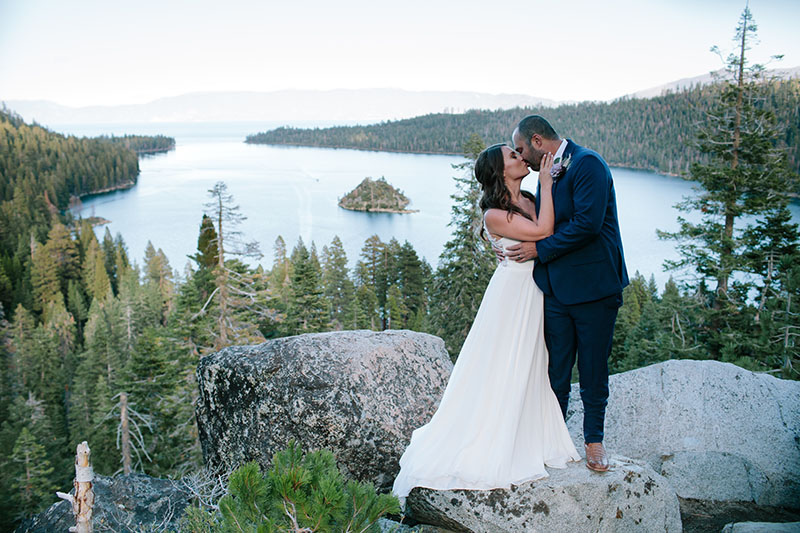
{"left": 501, "top": 146, "right": 530, "bottom": 181}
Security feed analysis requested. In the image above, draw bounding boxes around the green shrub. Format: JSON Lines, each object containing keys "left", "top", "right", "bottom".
{"left": 180, "top": 441, "right": 400, "bottom": 532}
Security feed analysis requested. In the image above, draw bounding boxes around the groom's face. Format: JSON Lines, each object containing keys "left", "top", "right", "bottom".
{"left": 512, "top": 129, "right": 546, "bottom": 172}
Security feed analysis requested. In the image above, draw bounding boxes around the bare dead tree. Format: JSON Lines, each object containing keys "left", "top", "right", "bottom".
{"left": 200, "top": 181, "right": 272, "bottom": 348}
{"left": 96, "top": 392, "right": 153, "bottom": 474}
{"left": 56, "top": 441, "right": 94, "bottom": 533}
{"left": 120, "top": 392, "right": 131, "bottom": 475}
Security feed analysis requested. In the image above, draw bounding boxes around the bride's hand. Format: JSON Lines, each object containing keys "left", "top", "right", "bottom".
{"left": 538, "top": 153, "right": 554, "bottom": 186}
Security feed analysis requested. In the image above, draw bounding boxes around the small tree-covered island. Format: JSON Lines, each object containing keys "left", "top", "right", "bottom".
{"left": 338, "top": 176, "right": 418, "bottom": 213}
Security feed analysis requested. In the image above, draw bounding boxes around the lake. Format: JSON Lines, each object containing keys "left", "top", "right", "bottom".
{"left": 59, "top": 122, "right": 800, "bottom": 289}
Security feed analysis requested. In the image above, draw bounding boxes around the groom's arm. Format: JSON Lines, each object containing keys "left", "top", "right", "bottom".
{"left": 535, "top": 154, "right": 609, "bottom": 263}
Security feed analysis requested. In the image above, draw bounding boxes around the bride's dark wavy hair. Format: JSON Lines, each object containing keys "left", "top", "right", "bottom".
{"left": 474, "top": 143, "right": 534, "bottom": 240}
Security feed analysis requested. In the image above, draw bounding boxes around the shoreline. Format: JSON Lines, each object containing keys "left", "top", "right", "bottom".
{"left": 136, "top": 146, "right": 175, "bottom": 154}
{"left": 338, "top": 205, "right": 419, "bottom": 214}
{"left": 70, "top": 180, "right": 137, "bottom": 205}
{"left": 246, "top": 140, "right": 685, "bottom": 178}
{"left": 78, "top": 180, "right": 136, "bottom": 198}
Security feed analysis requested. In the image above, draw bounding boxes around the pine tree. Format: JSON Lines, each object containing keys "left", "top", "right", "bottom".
{"left": 743, "top": 206, "right": 800, "bottom": 376}
{"left": 355, "top": 235, "right": 385, "bottom": 292}
{"left": 629, "top": 280, "right": 703, "bottom": 368}
{"left": 0, "top": 393, "right": 64, "bottom": 526}
{"left": 66, "top": 279, "right": 88, "bottom": 329}
{"left": 202, "top": 181, "right": 265, "bottom": 348}
{"left": 396, "top": 241, "right": 429, "bottom": 329}
{"left": 44, "top": 222, "right": 80, "bottom": 296}
{"left": 143, "top": 241, "right": 175, "bottom": 324}
{"left": 101, "top": 227, "right": 119, "bottom": 295}
{"left": 10, "top": 426, "right": 57, "bottom": 519}
{"left": 122, "top": 328, "right": 174, "bottom": 474}
{"left": 88, "top": 374, "right": 122, "bottom": 474}
{"left": 182, "top": 442, "right": 399, "bottom": 532}
{"left": 191, "top": 214, "right": 219, "bottom": 269}
{"left": 658, "top": 7, "right": 799, "bottom": 364}
{"left": 321, "top": 236, "right": 354, "bottom": 329}
{"left": 385, "top": 285, "right": 408, "bottom": 330}
{"left": 0, "top": 260, "right": 12, "bottom": 312}
{"left": 355, "top": 285, "right": 380, "bottom": 330}
{"left": 83, "top": 239, "right": 111, "bottom": 303}
{"left": 29, "top": 237, "right": 60, "bottom": 313}
{"left": 286, "top": 239, "right": 329, "bottom": 335}
{"left": 609, "top": 273, "right": 649, "bottom": 373}
{"left": 428, "top": 134, "right": 495, "bottom": 358}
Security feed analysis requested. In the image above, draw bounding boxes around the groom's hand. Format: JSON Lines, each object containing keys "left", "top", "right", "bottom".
{"left": 490, "top": 240, "right": 506, "bottom": 263}
{"left": 505, "top": 242, "right": 538, "bottom": 262}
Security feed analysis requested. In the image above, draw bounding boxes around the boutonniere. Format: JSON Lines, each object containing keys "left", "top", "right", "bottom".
{"left": 550, "top": 154, "right": 572, "bottom": 180}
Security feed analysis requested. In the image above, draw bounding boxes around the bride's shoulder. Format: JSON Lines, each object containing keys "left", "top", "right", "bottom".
{"left": 482, "top": 209, "right": 506, "bottom": 240}
{"left": 483, "top": 208, "right": 508, "bottom": 227}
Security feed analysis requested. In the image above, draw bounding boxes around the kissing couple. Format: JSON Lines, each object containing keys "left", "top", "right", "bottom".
{"left": 393, "top": 115, "right": 629, "bottom": 501}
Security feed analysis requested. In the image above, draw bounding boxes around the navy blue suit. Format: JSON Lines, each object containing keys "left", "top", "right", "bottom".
{"left": 535, "top": 139, "right": 628, "bottom": 443}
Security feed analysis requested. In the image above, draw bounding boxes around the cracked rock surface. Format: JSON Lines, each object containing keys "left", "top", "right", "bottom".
{"left": 566, "top": 360, "right": 800, "bottom": 508}
{"left": 406, "top": 457, "right": 681, "bottom": 532}
{"left": 196, "top": 330, "right": 452, "bottom": 490}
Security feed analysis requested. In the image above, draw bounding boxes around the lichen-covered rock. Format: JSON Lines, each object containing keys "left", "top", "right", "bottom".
{"left": 15, "top": 473, "right": 191, "bottom": 532}
{"left": 378, "top": 517, "right": 459, "bottom": 532}
{"left": 196, "top": 330, "right": 452, "bottom": 490}
{"left": 566, "top": 360, "right": 800, "bottom": 508}
{"left": 406, "top": 457, "right": 681, "bottom": 532}
{"left": 721, "top": 522, "right": 800, "bottom": 532}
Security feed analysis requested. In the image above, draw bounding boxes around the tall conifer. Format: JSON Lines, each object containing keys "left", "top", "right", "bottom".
{"left": 429, "top": 134, "right": 495, "bottom": 358}
{"left": 659, "top": 6, "right": 799, "bottom": 363}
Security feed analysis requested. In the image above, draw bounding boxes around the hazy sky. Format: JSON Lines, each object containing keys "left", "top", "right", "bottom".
{"left": 1, "top": 0, "right": 798, "bottom": 106}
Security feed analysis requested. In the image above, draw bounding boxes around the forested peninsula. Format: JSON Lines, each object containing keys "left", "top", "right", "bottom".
{"left": 0, "top": 110, "right": 139, "bottom": 258}
{"left": 98, "top": 134, "right": 176, "bottom": 154}
{"left": 246, "top": 79, "right": 800, "bottom": 183}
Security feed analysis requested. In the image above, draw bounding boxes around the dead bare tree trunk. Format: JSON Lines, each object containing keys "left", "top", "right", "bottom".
{"left": 120, "top": 392, "right": 132, "bottom": 475}
{"left": 57, "top": 441, "right": 94, "bottom": 533}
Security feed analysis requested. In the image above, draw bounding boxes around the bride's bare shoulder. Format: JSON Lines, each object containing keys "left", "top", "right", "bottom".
{"left": 483, "top": 208, "right": 507, "bottom": 222}
{"left": 483, "top": 208, "right": 508, "bottom": 232}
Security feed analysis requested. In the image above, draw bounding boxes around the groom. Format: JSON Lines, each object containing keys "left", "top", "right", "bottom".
{"left": 507, "top": 115, "right": 628, "bottom": 472}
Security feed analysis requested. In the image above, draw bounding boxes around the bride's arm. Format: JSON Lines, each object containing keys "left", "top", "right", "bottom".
{"left": 534, "top": 165, "right": 555, "bottom": 237}
{"left": 484, "top": 153, "right": 555, "bottom": 242}
{"left": 484, "top": 207, "right": 553, "bottom": 242}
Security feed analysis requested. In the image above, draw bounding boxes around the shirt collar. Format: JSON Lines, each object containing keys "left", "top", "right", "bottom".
{"left": 553, "top": 139, "right": 568, "bottom": 163}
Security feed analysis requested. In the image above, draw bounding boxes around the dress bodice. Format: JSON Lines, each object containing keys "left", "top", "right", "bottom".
{"left": 484, "top": 225, "right": 535, "bottom": 271}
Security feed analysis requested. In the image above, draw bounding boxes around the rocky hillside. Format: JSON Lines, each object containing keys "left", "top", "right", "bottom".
{"left": 21, "top": 331, "right": 800, "bottom": 532}
{"left": 339, "top": 177, "right": 417, "bottom": 213}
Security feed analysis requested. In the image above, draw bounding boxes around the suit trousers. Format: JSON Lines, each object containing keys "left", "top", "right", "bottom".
{"left": 543, "top": 291, "right": 622, "bottom": 444}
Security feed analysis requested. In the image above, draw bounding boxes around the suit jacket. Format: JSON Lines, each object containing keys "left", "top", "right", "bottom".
{"left": 534, "top": 139, "right": 629, "bottom": 305}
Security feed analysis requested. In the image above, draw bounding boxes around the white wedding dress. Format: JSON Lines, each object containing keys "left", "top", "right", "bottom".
{"left": 392, "top": 232, "right": 580, "bottom": 501}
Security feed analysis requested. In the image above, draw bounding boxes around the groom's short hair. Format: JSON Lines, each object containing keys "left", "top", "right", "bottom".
{"left": 517, "top": 115, "right": 559, "bottom": 142}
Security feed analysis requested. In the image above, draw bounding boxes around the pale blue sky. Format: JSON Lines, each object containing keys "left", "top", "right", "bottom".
{"left": 1, "top": 0, "right": 798, "bottom": 106}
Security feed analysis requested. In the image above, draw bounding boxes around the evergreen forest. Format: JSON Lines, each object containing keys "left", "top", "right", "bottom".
{"left": 247, "top": 79, "right": 800, "bottom": 189}
{"left": 0, "top": 8, "right": 799, "bottom": 529}
{"left": 97, "top": 134, "right": 176, "bottom": 154}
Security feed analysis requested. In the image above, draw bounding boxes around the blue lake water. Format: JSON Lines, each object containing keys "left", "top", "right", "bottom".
{"left": 58, "top": 122, "right": 800, "bottom": 289}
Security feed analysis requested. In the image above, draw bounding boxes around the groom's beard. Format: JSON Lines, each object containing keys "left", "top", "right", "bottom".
{"left": 527, "top": 147, "right": 547, "bottom": 171}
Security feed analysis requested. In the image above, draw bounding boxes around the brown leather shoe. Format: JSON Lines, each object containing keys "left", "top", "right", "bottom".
{"left": 584, "top": 442, "right": 609, "bottom": 472}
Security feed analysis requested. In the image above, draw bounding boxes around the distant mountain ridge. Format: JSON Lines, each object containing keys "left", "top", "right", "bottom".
{"left": 2, "top": 89, "right": 556, "bottom": 126}
{"left": 4, "top": 66, "right": 797, "bottom": 127}
{"left": 627, "top": 66, "right": 800, "bottom": 98}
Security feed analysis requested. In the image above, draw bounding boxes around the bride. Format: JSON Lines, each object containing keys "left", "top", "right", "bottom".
{"left": 392, "top": 143, "right": 580, "bottom": 501}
